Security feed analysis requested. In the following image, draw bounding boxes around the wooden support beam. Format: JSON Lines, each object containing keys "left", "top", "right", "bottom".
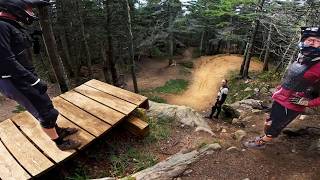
{"left": 123, "top": 117, "right": 149, "bottom": 137}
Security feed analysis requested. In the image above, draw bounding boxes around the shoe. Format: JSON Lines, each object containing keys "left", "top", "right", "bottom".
{"left": 57, "top": 139, "right": 81, "bottom": 151}
{"left": 56, "top": 126, "right": 78, "bottom": 139}
{"left": 244, "top": 136, "right": 267, "bottom": 149}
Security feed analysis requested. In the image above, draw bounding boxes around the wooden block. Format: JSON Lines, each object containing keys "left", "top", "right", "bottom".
{"left": 11, "top": 112, "right": 74, "bottom": 163}
{"left": 0, "top": 120, "right": 54, "bottom": 177}
{"left": 60, "top": 90, "right": 125, "bottom": 126}
{"left": 74, "top": 84, "right": 137, "bottom": 114}
{"left": 0, "top": 140, "right": 31, "bottom": 180}
{"left": 85, "top": 79, "right": 148, "bottom": 106}
{"left": 123, "top": 117, "right": 149, "bottom": 137}
{"left": 56, "top": 115, "right": 95, "bottom": 149}
{"left": 53, "top": 97, "right": 111, "bottom": 137}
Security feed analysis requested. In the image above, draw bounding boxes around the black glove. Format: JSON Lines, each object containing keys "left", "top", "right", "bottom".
{"left": 32, "top": 79, "right": 48, "bottom": 94}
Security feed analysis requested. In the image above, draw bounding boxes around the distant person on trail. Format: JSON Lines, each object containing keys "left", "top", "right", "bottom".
{"left": 0, "top": 0, "right": 80, "bottom": 150}
{"left": 206, "top": 79, "right": 229, "bottom": 119}
{"left": 244, "top": 27, "right": 320, "bottom": 149}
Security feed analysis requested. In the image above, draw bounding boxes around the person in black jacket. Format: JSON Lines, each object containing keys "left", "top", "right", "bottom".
{"left": 206, "top": 79, "right": 229, "bottom": 119}
{"left": 0, "top": 0, "right": 80, "bottom": 150}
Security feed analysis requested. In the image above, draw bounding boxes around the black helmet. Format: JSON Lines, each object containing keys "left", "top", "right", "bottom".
{"left": 301, "top": 27, "right": 320, "bottom": 41}
{"left": 0, "top": 0, "right": 50, "bottom": 25}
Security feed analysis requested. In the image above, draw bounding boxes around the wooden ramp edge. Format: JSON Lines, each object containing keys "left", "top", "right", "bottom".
{"left": 0, "top": 79, "right": 149, "bottom": 179}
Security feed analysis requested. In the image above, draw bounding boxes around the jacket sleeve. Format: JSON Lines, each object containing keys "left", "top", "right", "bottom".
{"left": 0, "top": 23, "right": 38, "bottom": 85}
{"left": 308, "top": 98, "right": 320, "bottom": 107}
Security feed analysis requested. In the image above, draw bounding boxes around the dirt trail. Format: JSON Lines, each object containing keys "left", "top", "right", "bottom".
{"left": 166, "top": 55, "right": 263, "bottom": 111}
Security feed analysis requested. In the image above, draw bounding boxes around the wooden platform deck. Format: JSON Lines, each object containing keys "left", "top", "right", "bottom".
{"left": 0, "top": 79, "right": 148, "bottom": 180}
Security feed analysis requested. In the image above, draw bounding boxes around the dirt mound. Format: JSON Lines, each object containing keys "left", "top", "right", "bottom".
{"left": 166, "top": 55, "right": 263, "bottom": 111}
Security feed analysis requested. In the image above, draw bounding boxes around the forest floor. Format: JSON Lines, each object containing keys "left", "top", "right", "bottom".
{"left": 1, "top": 49, "right": 320, "bottom": 179}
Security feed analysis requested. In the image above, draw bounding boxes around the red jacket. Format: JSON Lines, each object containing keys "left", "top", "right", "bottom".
{"left": 272, "top": 62, "right": 320, "bottom": 112}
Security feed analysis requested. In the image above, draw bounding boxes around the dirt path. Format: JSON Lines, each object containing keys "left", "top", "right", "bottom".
{"left": 166, "top": 55, "right": 263, "bottom": 111}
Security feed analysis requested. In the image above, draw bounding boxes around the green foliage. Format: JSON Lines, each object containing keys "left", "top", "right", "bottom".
{"left": 109, "top": 147, "right": 158, "bottom": 177}
{"left": 12, "top": 105, "right": 26, "bottom": 113}
{"left": 226, "top": 70, "right": 282, "bottom": 104}
{"left": 179, "top": 61, "right": 194, "bottom": 69}
{"left": 148, "top": 95, "right": 167, "bottom": 103}
{"left": 66, "top": 167, "right": 88, "bottom": 180}
{"left": 152, "top": 79, "right": 189, "bottom": 94}
{"left": 144, "top": 117, "right": 173, "bottom": 144}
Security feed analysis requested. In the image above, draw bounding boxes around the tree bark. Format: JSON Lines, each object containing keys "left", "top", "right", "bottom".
{"left": 199, "top": 30, "right": 205, "bottom": 56}
{"left": 263, "top": 25, "right": 273, "bottom": 71}
{"left": 168, "top": 1, "right": 174, "bottom": 66}
{"left": 125, "top": 0, "right": 139, "bottom": 93}
{"left": 100, "top": 42, "right": 112, "bottom": 84}
{"left": 242, "top": 0, "right": 265, "bottom": 79}
{"left": 38, "top": 7, "right": 69, "bottom": 93}
{"left": 105, "top": 0, "right": 119, "bottom": 86}
{"left": 75, "top": 0, "right": 93, "bottom": 79}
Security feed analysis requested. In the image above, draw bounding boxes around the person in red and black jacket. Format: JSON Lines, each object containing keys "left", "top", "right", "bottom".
{"left": 0, "top": 0, "right": 80, "bottom": 150}
{"left": 244, "top": 27, "right": 320, "bottom": 149}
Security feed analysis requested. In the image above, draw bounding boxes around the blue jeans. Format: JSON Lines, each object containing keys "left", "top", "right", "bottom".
{"left": 0, "top": 79, "right": 58, "bottom": 128}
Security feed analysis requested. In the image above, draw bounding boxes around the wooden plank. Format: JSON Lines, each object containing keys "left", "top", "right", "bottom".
{"left": 0, "top": 120, "right": 54, "bottom": 177}
{"left": 11, "top": 112, "right": 74, "bottom": 163}
{"left": 74, "top": 84, "right": 137, "bottom": 114}
{"left": 60, "top": 90, "right": 124, "bottom": 125}
{"left": 56, "top": 116, "right": 95, "bottom": 149}
{"left": 85, "top": 79, "right": 147, "bottom": 105}
{"left": 53, "top": 97, "right": 111, "bottom": 137}
{"left": 123, "top": 117, "right": 149, "bottom": 137}
{"left": 0, "top": 140, "right": 31, "bottom": 180}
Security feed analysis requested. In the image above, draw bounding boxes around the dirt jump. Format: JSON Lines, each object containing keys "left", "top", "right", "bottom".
{"left": 166, "top": 55, "right": 263, "bottom": 111}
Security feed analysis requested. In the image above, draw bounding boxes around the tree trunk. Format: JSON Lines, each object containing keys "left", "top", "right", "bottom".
{"left": 242, "top": 0, "right": 265, "bottom": 79}
{"left": 168, "top": 1, "right": 174, "bottom": 66}
{"left": 199, "top": 30, "right": 205, "bottom": 56}
{"left": 263, "top": 25, "right": 273, "bottom": 71}
{"left": 239, "top": 42, "right": 249, "bottom": 76}
{"left": 125, "top": 0, "right": 139, "bottom": 93}
{"left": 38, "top": 7, "right": 69, "bottom": 93}
{"left": 105, "top": 0, "right": 119, "bottom": 86}
{"left": 59, "top": 32, "right": 74, "bottom": 77}
{"left": 75, "top": 0, "right": 93, "bottom": 79}
{"left": 100, "top": 42, "right": 112, "bottom": 84}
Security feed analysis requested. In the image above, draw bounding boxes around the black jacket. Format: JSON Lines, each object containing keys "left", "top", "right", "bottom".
{"left": 0, "top": 19, "right": 38, "bottom": 85}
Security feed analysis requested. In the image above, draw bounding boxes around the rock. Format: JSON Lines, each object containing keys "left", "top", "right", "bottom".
{"left": 221, "top": 129, "right": 227, "bottom": 133}
{"left": 260, "top": 87, "right": 268, "bottom": 93}
{"left": 227, "top": 146, "right": 240, "bottom": 152}
{"left": 232, "top": 118, "right": 239, "bottom": 124}
{"left": 252, "top": 109, "right": 262, "bottom": 114}
{"left": 183, "top": 169, "right": 193, "bottom": 176}
{"left": 147, "top": 101, "right": 214, "bottom": 136}
{"left": 269, "top": 88, "right": 276, "bottom": 94}
{"left": 239, "top": 99, "right": 263, "bottom": 109}
{"left": 309, "top": 139, "right": 320, "bottom": 152}
{"left": 241, "top": 116, "right": 253, "bottom": 123}
{"left": 207, "top": 143, "right": 222, "bottom": 150}
{"left": 299, "top": 115, "right": 308, "bottom": 120}
{"left": 244, "top": 87, "right": 252, "bottom": 92}
{"left": 114, "top": 143, "right": 222, "bottom": 180}
{"left": 222, "top": 104, "right": 241, "bottom": 118}
{"left": 234, "top": 130, "right": 247, "bottom": 141}
{"left": 283, "top": 127, "right": 320, "bottom": 137}
{"left": 242, "top": 178, "right": 250, "bottom": 180}
{"left": 254, "top": 88, "right": 260, "bottom": 93}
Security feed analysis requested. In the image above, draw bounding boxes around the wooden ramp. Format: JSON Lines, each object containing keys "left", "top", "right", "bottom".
{"left": 0, "top": 79, "right": 149, "bottom": 180}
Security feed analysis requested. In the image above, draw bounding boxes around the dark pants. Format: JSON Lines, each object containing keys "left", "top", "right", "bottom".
{"left": 0, "top": 79, "right": 58, "bottom": 128}
{"left": 265, "top": 101, "right": 300, "bottom": 137}
{"left": 209, "top": 100, "right": 222, "bottom": 118}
